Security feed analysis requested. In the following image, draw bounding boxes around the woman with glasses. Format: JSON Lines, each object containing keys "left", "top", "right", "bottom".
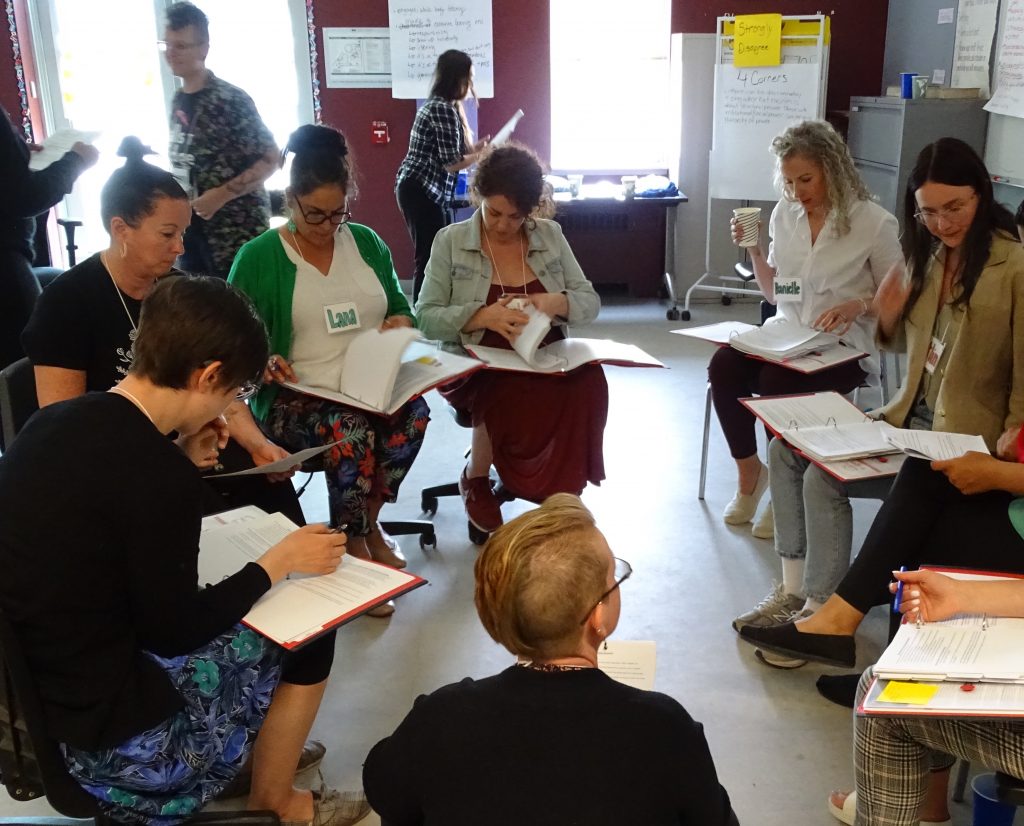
{"left": 734, "top": 138, "right": 1024, "bottom": 656}
{"left": 395, "top": 49, "right": 489, "bottom": 301}
{"left": 229, "top": 125, "right": 428, "bottom": 613}
{"left": 363, "top": 494, "right": 738, "bottom": 826}
{"left": 21, "top": 137, "right": 305, "bottom": 525}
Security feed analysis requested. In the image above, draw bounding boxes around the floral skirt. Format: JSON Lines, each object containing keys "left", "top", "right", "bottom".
{"left": 62, "top": 626, "right": 282, "bottom": 826}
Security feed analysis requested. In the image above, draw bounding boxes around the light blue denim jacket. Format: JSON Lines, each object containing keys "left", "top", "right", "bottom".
{"left": 415, "top": 209, "right": 600, "bottom": 344}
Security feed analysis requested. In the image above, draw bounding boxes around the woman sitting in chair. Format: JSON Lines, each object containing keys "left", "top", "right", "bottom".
{"left": 415, "top": 143, "right": 605, "bottom": 534}
{"left": 20, "top": 137, "right": 304, "bottom": 524}
{"left": 0, "top": 276, "right": 368, "bottom": 826}
{"left": 363, "top": 493, "right": 738, "bottom": 826}
{"left": 229, "top": 124, "right": 427, "bottom": 616}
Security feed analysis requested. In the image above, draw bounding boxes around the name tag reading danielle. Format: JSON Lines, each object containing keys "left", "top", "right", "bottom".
{"left": 773, "top": 277, "right": 802, "bottom": 303}
{"left": 324, "top": 301, "right": 361, "bottom": 334}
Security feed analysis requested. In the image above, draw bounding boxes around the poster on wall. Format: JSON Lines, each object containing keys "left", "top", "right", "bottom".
{"left": 387, "top": 0, "right": 494, "bottom": 99}
{"left": 323, "top": 28, "right": 392, "bottom": 89}
{"left": 951, "top": 0, "right": 998, "bottom": 95}
{"left": 986, "top": 0, "right": 1024, "bottom": 118}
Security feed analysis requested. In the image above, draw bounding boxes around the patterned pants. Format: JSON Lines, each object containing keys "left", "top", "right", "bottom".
{"left": 263, "top": 388, "right": 430, "bottom": 535}
{"left": 63, "top": 626, "right": 282, "bottom": 826}
{"left": 854, "top": 668, "right": 1024, "bottom": 825}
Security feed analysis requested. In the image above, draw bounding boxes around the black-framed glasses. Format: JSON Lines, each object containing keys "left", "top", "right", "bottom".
{"left": 578, "top": 557, "right": 632, "bottom": 625}
{"left": 293, "top": 195, "right": 351, "bottom": 226}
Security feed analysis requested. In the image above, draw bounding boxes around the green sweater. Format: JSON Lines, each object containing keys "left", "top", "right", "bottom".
{"left": 228, "top": 224, "right": 415, "bottom": 420}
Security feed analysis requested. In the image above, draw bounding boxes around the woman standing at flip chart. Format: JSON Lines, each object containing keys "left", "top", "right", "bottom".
{"left": 709, "top": 120, "right": 902, "bottom": 539}
{"left": 395, "top": 50, "right": 489, "bottom": 301}
{"left": 230, "top": 125, "right": 427, "bottom": 617}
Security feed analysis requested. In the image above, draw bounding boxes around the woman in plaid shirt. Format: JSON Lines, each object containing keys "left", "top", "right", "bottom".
{"left": 395, "top": 50, "right": 489, "bottom": 300}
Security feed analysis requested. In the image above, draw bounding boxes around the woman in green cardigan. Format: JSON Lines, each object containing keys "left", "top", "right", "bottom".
{"left": 229, "top": 126, "right": 429, "bottom": 616}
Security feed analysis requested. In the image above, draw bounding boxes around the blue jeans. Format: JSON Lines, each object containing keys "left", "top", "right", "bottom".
{"left": 768, "top": 439, "right": 892, "bottom": 603}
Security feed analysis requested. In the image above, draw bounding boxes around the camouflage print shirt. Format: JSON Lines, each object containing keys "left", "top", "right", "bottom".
{"left": 169, "top": 72, "right": 275, "bottom": 276}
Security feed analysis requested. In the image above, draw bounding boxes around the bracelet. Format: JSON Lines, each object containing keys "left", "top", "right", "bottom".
{"left": 859, "top": 297, "right": 870, "bottom": 316}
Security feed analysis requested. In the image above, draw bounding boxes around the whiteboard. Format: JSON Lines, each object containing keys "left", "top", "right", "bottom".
{"left": 708, "top": 17, "right": 830, "bottom": 201}
{"left": 985, "top": 0, "right": 1024, "bottom": 184}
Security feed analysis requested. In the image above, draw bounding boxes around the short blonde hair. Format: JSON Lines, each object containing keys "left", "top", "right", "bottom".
{"left": 771, "top": 120, "right": 872, "bottom": 236}
{"left": 474, "top": 494, "right": 608, "bottom": 660}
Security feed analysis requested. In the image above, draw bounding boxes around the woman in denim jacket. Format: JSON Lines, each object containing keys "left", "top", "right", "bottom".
{"left": 416, "top": 144, "right": 605, "bottom": 535}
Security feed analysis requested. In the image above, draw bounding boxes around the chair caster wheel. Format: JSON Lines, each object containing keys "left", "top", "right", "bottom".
{"left": 680, "top": 310, "right": 691, "bottom": 321}
{"left": 721, "top": 295, "right": 732, "bottom": 306}
{"left": 421, "top": 495, "right": 438, "bottom": 515}
{"left": 666, "top": 308, "right": 680, "bottom": 321}
{"left": 419, "top": 529, "right": 436, "bottom": 550}
{"left": 468, "top": 522, "right": 489, "bottom": 546}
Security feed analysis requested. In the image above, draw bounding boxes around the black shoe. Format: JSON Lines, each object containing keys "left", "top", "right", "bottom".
{"left": 816, "top": 673, "right": 860, "bottom": 708}
{"left": 218, "top": 739, "right": 327, "bottom": 799}
{"left": 738, "top": 621, "right": 856, "bottom": 668}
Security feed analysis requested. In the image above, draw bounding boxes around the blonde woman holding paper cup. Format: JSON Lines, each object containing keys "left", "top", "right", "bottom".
{"left": 709, "top": 120, "right": 902, "bottom": 537}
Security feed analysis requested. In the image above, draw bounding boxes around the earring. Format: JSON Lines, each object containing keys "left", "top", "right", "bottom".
{"left": 286, "top": 219, "right": 297, "bottom": 233}
{"left": 597, "top": 627, "right": 605, "bottom": 636}
{"left": 120, "top": 241, "right": 128, "bottom": 258}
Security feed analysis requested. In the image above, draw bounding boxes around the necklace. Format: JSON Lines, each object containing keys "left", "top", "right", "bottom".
{"left": 100, "top": 252, "right": 140, "bottom": 338}
{"left": 482, "top": 225, "right": 526, "bottom": 297}
{"left": 109, "top": 386, "right": 155, "bottom": 425}
{"left": 516, "top": 661, "right": 591, "bottom": 673}
{"left": 289, "top": 227, "right": 336, "bottom": 274}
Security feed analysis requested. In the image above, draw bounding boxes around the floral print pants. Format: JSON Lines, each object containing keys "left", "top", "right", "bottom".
{"left": 62, "top": 626, "right": 281, "bottom": 826}
{"left": 263, "top": 388, "right": 430, "bottom": 535}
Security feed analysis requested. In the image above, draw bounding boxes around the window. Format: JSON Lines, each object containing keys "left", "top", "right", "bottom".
{"left": 24, "top": 0, "right": 314, "bottom": 262}
{"left": 549, "top": 0, "right": 671, "bottom": 173}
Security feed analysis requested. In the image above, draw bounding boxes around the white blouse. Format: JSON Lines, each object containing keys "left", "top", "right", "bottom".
{"left": 766, "top": 197, "right": 903, "bottom": 379}
{"left": 283, "top": 227, "right": 388, "bottom": 391}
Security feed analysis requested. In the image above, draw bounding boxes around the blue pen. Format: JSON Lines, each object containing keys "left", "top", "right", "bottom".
{"left": 893, "top": 565, "right": 907, "bottom": 614}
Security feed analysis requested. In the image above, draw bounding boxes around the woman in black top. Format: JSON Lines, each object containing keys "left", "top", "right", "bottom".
{"left": 21, "top": 137, "right": 304, "bottom": 522}
{"left": 0, "top": 276, "right": 368, "bottom": 825}
{"left": 364, "top": 494, "right": 738, "bottom": 826}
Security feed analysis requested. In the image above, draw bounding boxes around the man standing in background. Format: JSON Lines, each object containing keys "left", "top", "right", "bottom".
{"left": 164, "top": 2, "right": 278, "bottom": 278}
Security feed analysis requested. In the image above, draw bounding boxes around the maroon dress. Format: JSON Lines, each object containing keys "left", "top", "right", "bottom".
{"left": 441, "top": 281, "right": 608, "bottom": 500}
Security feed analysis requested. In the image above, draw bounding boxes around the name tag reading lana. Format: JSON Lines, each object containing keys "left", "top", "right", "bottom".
{"left": 324, "top": 301, "right": 361, "bottom": 334}
{"left": 773, "top": 277, "right": 802, "bottom": 303}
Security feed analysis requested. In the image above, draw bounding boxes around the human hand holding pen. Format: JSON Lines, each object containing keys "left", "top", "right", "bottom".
{"left": 889, "top": 569, "right": 964, "bottom": 624}
{"left": 256, "top": 524, "right": 347, "bottom": 585}
{"left": 264, "top": 354, "right": 297, "bottom": 385}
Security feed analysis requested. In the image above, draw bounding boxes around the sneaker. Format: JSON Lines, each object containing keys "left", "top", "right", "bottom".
{"left": 218, "top": 740, "right": 327, "bottom": 799}
{"left": 732, "top": 583, "right": 804, "bottom": 633}
{"left": 284, "top": 782, "right": 371, "bottom": 826}
{"left": 459, "top": 466, "right": 503, "bottom": 533}
{"left": 751, "top": 501, "right": 774, "bottom": 540}
{"left": 723, "top": 464, "right": 769, "bottom": 525}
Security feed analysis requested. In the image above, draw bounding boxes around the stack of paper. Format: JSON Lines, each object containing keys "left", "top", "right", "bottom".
{"left": 466, "top": 338, "right": 664, "bottom": 374}
{"left": 882, "top": 430, "right": 990, "bottom": 461}
{"left": 729, "top": 321, "right": 840, "bottom": 360}
{"left": 782, "top": 420, "right": 898, "bottom": 463}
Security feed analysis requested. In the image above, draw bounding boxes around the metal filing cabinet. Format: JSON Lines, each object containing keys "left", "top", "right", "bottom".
{"left": 847, "top": 96, "right": 988, "bottom": 227}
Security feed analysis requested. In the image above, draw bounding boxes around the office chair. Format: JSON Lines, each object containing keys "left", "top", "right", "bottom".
{"left": 0, "top": 359, "right": 36, "bottom": 454}
{"left": 0, "top": 601, "right": 280, "bottom": 826}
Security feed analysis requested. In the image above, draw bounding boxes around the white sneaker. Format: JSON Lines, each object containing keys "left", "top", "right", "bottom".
{"left": 723, "top": 464, "right": 769, "bottom": 525}
{"left": 751, "top": 501, "right": 774, "bottom": 540}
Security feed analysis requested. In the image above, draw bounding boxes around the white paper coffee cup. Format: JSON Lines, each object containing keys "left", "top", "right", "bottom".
{"left": 733, "top": 207, "right": 762, "bottom": 247}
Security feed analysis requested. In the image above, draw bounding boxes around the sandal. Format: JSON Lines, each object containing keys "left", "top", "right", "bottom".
{"left": 828, "top": 790, "right": 951, "bottom": 826}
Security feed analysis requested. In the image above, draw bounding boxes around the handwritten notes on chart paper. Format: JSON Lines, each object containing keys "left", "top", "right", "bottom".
{"left": 987, "top": 0, "right": 1024, "bottom": 118}
{"left": 388, "top": 0, "right": 494, "bottom": 99}
{"left": 709, "top": 63, "right": 820, "bottom": 201}
{"left": 952, "top": 0, "right": 998, "bottom": 96}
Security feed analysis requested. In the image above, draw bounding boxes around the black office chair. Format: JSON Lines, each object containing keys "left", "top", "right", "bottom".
{"left": 0, "top": 358, "right": 36, "bottom": 454}
{"left": 0, "top": 602, "right": 281, "bottom": 826}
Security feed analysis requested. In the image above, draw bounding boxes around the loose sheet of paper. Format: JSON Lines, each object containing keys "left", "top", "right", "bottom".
{"left": 28, "top": 129, "right": 100, "bottom": 171}
{"left": 213, "top": 442, "right": 340, "bottom": 478}
{"left": 883, "top": 430, "right": 989, "bottom": 461}
{"left": 671, "top": 321, "right": 758, "bottom": 345}
{"left": 200, "top": 505, "right": 268, "bottom": 533}
{"left": 597, "top": 640, "right": 656, "bottom": 690}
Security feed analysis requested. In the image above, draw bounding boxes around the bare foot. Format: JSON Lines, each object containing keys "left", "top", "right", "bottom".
{"left": 736, "top": 457, "right": 765, "bottom": 495}
{"left": 253, "top": 787, "right": 312, "bottom": 823}
{"left": 367, "top": 524, "right": 407, "bottom": 569}
{"left": 346, "top": 534, "right": 372, "bottom": 561}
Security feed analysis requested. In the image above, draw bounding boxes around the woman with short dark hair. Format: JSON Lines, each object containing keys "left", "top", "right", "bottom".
{"left": 395, "top": 49, "right": 489, "bottom": 299}
{"left": 416, "top": 143, "right": 606, "bottom": 534}
{"left": 364, "top": 494, "right": 738, "bottom": 826}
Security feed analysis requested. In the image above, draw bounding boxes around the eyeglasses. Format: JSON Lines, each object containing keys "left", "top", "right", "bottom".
{"left": 235, "top": 381, "right": 260, "bottom": 402}
{"left": 294, "top": 196, "right": 351, "bottom": 227}
{"left": 579, "top": 557, "right": 632, "bottom": 625}
{"left": 914, "top": 193, "right": 977, "bottom": 227}
{"left": 158, "top": 40, "right": 203, "bottom": 53}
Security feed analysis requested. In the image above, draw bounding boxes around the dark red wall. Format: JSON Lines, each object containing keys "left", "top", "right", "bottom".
{"left": 0, "top": 27, "right": 24, "bottom": 130}
{"left": 1, "top": 1, "right": 888, "bottom": 275}
{"left": 673, "top": 1, "right": 890, "bottom": 116}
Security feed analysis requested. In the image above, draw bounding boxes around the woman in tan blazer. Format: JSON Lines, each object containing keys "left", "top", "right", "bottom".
{"left": 734, "top": 138, "right": 1024, "bottom": 663}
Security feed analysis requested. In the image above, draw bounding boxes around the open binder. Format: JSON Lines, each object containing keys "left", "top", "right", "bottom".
{"left": 466, "top": 338, "right": 664, "bottom": 374}
{"left": 283, "top": 327, "right": 482, "bottom": 415}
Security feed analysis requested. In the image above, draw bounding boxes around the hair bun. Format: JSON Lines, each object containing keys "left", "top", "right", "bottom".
{"left": 286, "top": 124, "right": 347, "bottom": 158}
{"left": 117, "top": 136, "right": 156, "bottom": 165}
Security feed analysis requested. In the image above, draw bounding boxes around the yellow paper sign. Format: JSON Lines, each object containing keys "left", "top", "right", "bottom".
{"left": 733, "top": 14, "right": 783, "bottom": 67}
{"left": 877, "top": 681, "right": 939, "bottom": 705}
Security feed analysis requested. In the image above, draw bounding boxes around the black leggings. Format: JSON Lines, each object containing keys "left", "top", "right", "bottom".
{"left": 836, "top": 458, "right": 1024, "bottom": 613}
{"left": 396, "top": 178, "right": 452, "bottom": 302}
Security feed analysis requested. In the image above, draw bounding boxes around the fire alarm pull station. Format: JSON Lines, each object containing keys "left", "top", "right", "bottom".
{"left": 372, "top": 121, "right": 389, "bottom": 145}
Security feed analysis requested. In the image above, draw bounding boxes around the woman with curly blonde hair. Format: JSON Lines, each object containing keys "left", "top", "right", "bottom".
{"left": 416, "top": 144, "right": 605, "bottom": 535}
{"left": 708, "top": 119, "right": 903, "bottom": 541}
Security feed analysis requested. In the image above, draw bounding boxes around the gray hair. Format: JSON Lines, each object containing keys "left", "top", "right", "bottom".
{"left": 771, "top": 120, "right": 873, "bottom": 236}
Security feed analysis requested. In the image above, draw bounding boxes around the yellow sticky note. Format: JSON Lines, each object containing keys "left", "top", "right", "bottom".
{"left": 733, "top": 14, "right": 783, "bottom": 67}
{"left": 878, "top": 681, "right": 939, "bottom": 705}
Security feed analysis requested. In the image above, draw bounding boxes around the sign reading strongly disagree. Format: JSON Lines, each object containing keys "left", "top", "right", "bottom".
{"left": 733, "top": 14, "right": 783, "bottom": 67}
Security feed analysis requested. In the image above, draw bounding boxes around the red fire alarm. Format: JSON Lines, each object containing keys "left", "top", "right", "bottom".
{"left": 372, "top": 121, "right": 390, "bottom": 145}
